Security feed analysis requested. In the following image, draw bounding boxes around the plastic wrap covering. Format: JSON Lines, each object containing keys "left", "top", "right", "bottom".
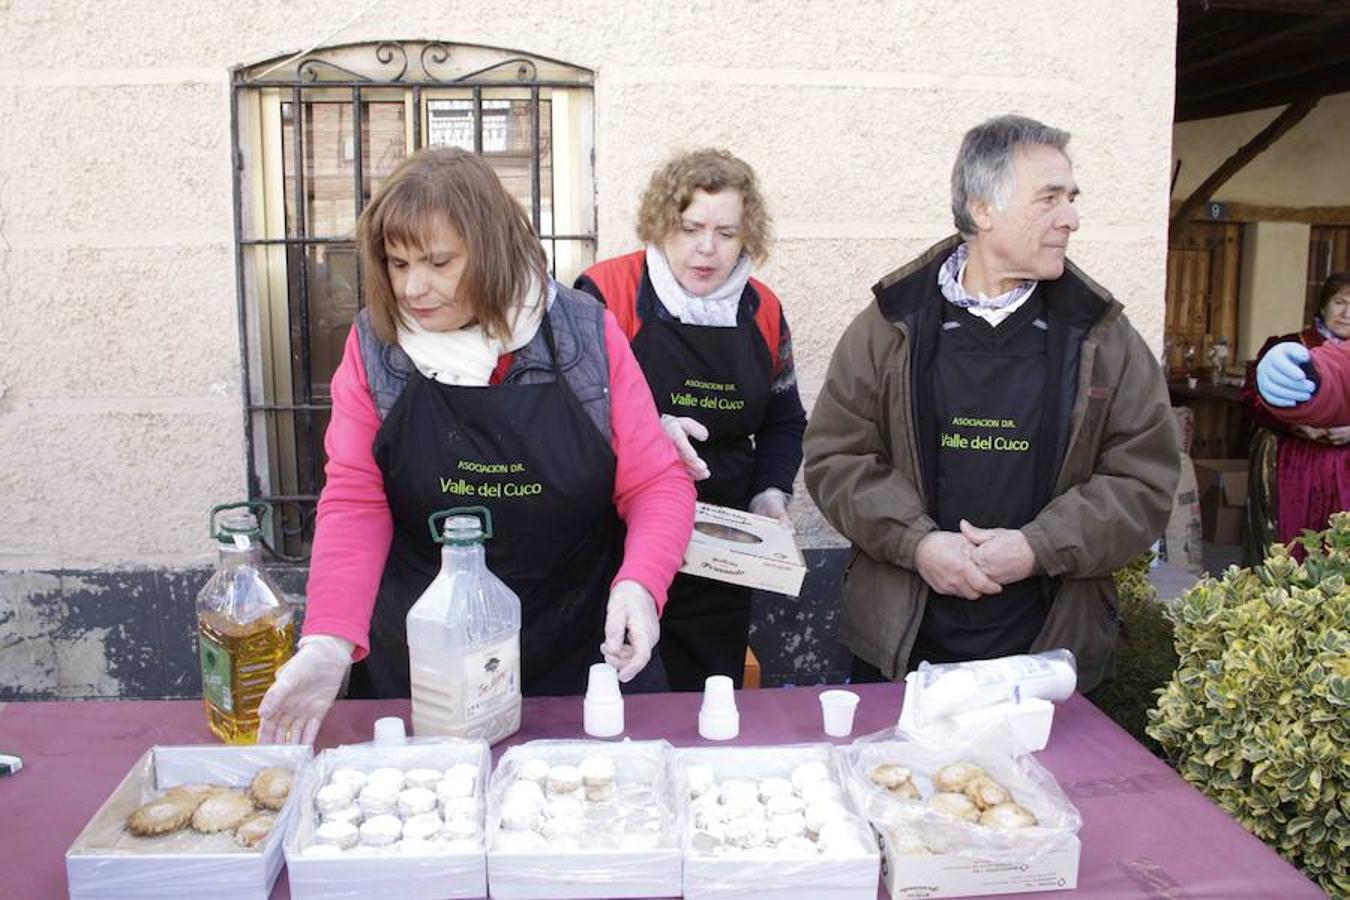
{"left": 65, "top": 744, "right": 311, "bottom": 900}
{"left": 904, "top": 649, "right": 1077, "bottom": 729}
{"left": 282, "top": 736, "right": 490, "bottom": 900}
{"left": 839, "top": 725, "right": 1081, "bottom": 866}
{"left": 486, "top": 739, "right": 682, "bottom": 899}
{"left": 674, "top": 744, "right": 880, "bottom": 900}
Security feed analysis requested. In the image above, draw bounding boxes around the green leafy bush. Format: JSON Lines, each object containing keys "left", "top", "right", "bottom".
{"left": 1087, "top": 553, "right": 1177, "bottom": 755}
{"left": 1147, "top": 513, "right": 1349, "bottom": 896}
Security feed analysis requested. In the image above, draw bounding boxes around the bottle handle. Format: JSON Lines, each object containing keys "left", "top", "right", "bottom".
{"left": 209, "top": 501, "right": 271, "bottom": 540}
{"left": 428, "top": 506, "right": 494, "bottom": 544}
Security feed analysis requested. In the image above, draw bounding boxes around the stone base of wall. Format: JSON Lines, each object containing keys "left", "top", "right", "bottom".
{"left": 0, "top": 549, "right": 856, "bottom": 701}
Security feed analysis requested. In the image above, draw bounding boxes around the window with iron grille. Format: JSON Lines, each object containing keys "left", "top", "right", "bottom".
{"left": 231, "top": 42, "right": 596, "bottom": 561}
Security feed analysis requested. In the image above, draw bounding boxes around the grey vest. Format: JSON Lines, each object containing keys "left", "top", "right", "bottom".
{"left": 354, "top": 282, "right": 613, "bottom": 441}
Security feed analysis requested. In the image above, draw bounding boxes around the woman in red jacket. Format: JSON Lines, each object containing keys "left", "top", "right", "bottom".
{"left": 1244, "top": 272, "right": 1349, "bottom": 557}
{"left": 576, "top": 149, "right": 807, "bottom": 691}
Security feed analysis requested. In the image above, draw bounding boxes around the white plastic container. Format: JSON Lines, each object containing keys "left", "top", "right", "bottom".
{"left": 408, "top": 507, "right": 521, "bottom": 744}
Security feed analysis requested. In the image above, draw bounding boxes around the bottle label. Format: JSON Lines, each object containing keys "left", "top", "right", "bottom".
{"left": 199, "top": 632, "right": 234, "bottom": 713}
{"left": 463, "top": 635, "right": 519, "bottom": 719}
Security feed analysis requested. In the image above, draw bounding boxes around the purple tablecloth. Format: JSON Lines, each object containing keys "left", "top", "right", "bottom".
{"left": 0, "top": 686, "right": 1325, "bottom": 898}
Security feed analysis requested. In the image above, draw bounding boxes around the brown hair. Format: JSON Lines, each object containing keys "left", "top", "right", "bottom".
{"left": 356, "top": 147, "right": 548, "bottom": 344}
{"left": 635, "top": 148, "right": 772, "bottom": 263}
{"left": 1317, "top": 271, "right": 1350, "bottom": 319}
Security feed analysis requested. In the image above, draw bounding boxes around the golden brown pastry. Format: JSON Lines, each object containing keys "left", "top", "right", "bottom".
{"left": 192, "top": 789, "right": 256, "bottom": 833}
{"left": 126, "top": 795, "right": 197, "bottom": 836}
{"left": 933, "top": 762, "right": 985, "bottom": 794}
{"left": 979, "top": 801, "right": 1037, "bottom": 829}
{"left": 888, "top": 780, "right": 922, "bottom": 801}
{"left": 926, "top": 791, "right": 981, "bottom": 822}
{"left": 248, "top": 767, "right": 293, "bottom": 811}
{"left": 163, "top": 783, "right": 223, "bottom": 809}
{"left": 963, "top": 774, "right": 1012, "bottom": 811}
{"left": 234, "top": 811, "right": 277, "bottom": 848}
{"left": 869, "top": 763, "right": 912, "bottom": 789}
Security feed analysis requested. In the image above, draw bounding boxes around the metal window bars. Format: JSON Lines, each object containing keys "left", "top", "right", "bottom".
{"left": 231, "top": 42, "right": 596, "bottom": 562}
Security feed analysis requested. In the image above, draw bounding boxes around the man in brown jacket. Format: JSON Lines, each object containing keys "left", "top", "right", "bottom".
{"left": 804, "top": 115, "right": 1178, "bottom": 692}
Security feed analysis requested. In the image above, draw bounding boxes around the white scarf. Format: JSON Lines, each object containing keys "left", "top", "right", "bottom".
{"left": 397, "top": 274, "right": 551, "bottom": 386}
{"left": 644, "top": 244, "right": 752, "bottom": 327}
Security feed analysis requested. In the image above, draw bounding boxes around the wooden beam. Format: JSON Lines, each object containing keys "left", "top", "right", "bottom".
{"left": 1178, "top": 15, "right": 1331, "bottom": 75}
{"left": 1179, "top": 0, "right": 1350, "bottom": 14}
{"left": 1173, "top": 202, "right": 1350, "bottom": 226}
{"left": 1177, "top": 64, "right": 1350, "bottom": 119}
{"left": 1171, "top": 98, "right": 1319, "bottom": 235}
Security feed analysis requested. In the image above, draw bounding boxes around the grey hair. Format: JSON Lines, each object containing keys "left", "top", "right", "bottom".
{"left": 951, "top": 115, "right": 1071, "bottom": 236}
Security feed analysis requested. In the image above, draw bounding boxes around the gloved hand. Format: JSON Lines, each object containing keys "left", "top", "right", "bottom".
{"left": 600, "top": 580, "right": 660, "bottom": 683}
{"left": 660, "top": 414, "right": 711, "bottom": 481}
{"left": 1257, "top": 342, "right": 1316, "bottom": 407}
{"left": 256, "top": 634, "right": 353, "bottom": 745}
{"left": 749, "top": 487, "right": 794, "bottom": 531}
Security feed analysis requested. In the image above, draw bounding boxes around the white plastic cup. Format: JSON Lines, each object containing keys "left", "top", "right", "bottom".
{"left": 373, "top": 715, "right": 408, "bottom": 746}
{"left": 584, "top": 662, "right": 624, "bottom": 737}
{"left": 819, "top": 689, "right": 860, "bottom": 737}
{"left": 699, "top": 674, "right": 739, "bottom": 740}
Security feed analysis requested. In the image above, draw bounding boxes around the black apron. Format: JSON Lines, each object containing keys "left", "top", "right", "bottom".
{"left": 356, "top": 315, "right": 630, "bottom": 698}
{"left": 914, "top": 297, "right": 1059, "bottom": 664}
{"left": 631, "top": 285, "right": 773, "bottom": 689}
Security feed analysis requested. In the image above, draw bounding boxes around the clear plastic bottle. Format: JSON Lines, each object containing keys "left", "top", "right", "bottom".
{"left": 196, "top": 503, "right": 296, "bottom": 744}
{"left": 408, "top": 506, "right": 522, "bottom": 744}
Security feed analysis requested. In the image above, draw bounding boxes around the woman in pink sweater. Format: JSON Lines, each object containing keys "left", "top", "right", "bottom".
{"left": 257, "top": 149, "right": 694, "bottom": 744}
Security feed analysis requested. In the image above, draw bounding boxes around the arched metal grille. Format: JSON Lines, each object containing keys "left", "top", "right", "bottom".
{"left": 230, "top": 41, "right": 596, "bottom": 561}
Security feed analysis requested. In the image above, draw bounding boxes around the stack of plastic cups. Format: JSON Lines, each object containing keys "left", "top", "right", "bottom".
{"left": 584, "top": 662, "right": 625, "bottom": 738}
{"left": 373, "top": 716, "right": 408, "bottom": 746}
{"left": 698, "top": 675, "right": 739, "bottom": 741}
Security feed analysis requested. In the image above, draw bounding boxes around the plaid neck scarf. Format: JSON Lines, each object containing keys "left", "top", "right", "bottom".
{"left": 937, "top": 243, "right": 1036, "bottom": 311}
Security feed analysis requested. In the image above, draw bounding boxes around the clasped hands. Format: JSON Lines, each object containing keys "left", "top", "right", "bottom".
{"left": 914, "top": 520, "right": 1037, "bottom": 600}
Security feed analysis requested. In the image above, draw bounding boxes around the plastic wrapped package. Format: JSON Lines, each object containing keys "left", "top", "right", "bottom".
{"left": 283, "top": 737, "right": 490, "bottom": 900}
{"left": 839, "top": 728, "right": 1081, "bottom": 898}
{"left": 903, "top": 650, "right": 1077, "bottom": 729}
{"left": 65, "top": 744, "right": 312, "bottom": 900}
{"left": 675, "top": 744, "right": 880, "bottom": 900}
{"left": 486, "top": 739, "right": 682, "bottom": 899}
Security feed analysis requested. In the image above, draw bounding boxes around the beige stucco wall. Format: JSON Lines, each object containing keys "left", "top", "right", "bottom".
{"left": 1238, "top": 223, "right": 1312, "bottom": 362}
{"left": 1172, "top": 91, "right": 1350, "bottom": 207}
{"left": 0, "top": 0, "right": 1177, "bottom": 565}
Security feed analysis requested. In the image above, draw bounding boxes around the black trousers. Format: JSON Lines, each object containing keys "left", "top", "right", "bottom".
{"left": 658, "top": 574, "right": 753, "bottom": 691}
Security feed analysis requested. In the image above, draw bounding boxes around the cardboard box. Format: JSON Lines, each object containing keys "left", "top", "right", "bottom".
{"left": 1193, "top": 458, "right": 1248, "bottom": 544}
{"left": 487, "top": 740, "right": 682, "bottom": 899}
{"left": 66, "top": 744, "right": 311, "bottom": 900}
{"left": 880, "top": 832, "right": 1080, "bottom": 899}
{"left": 679, "top": 503, "right": 806, "bottom": 596}
{"left": 676, "top": 745, "right": 880, "bottom": 900}
{"left": 284, "top": 739, "right": 489, "bottom": 900}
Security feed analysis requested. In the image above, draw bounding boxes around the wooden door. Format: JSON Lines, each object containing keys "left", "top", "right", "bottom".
{"left": 1306, "top": 225, "right": 1350, "bottom": 321}
{"left": 1165, "top": 221, "right": 1242, "bottom": 374}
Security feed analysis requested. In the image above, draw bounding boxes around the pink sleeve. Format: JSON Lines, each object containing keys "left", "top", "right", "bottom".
{"left": 604, "top": 311, "right": 697, "bottom": 613}
{"left": 301, "top": 326, "right": 393, "bottom": 660}
{"left": 1263, "top": 341, "right": 1350, "bottom": 427}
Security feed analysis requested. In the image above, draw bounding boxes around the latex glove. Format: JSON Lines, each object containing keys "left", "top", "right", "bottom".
{"left": 256, "top": 635, "right": 353, "bottom": 745}
{"left": 914, "top": 531, "right": 1003, "bottom": 601}
{"left": 660, "top": 414, "right": 711, "bottom": 481}
{"left": 960, "top": 519, "right": 1038, "bottom": 584}
{"left": 600, "top": 580, "right": 660, "bottom": 682}
{"left": 1256, "top": 342, "right": 1315, "bottom": 407}
{"left": 749, "top": 487, "right": 794, "bottom": 531}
